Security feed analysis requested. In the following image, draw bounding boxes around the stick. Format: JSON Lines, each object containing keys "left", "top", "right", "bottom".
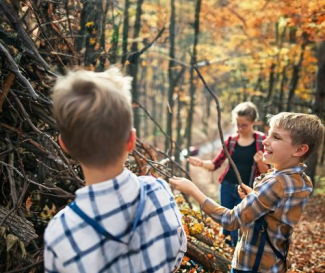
{"left": 193, "top": 65, "right": 244, "bottom": 188}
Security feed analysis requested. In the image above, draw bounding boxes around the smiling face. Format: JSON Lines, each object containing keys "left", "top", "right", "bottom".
{"left": 262, "top": 126, "right": 302, "bottom": 171}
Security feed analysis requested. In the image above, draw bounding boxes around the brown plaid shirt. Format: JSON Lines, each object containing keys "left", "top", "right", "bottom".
{"left": 201, "top": 164, "right": 312, "bottom": 272}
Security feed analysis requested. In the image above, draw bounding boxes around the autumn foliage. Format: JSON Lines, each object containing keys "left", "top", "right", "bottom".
{"left": 0, "top": 1, "right": 324, "bottom": 273}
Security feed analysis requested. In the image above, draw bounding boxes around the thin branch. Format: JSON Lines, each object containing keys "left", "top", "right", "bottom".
{"left": 10, "top": 93, "right": 84, "bottom": 186}
{"left": 0, "top": 161, "right": 74, "bottom": 198}
{"left": 193, "top": 65, "right": 244, "bottom": 187}
{"left": 0, "top": 43, "right": 38, "bottom": 99}
{"left": 138, "top": 27, "right": 165, "bottom": 56}
{"left": 4, "top": 259, "right": 43, "bottom": 273}
{"left": 133, "top": 149, "right": 172, "bottom": 178}
{"left": 0, "top": 1, "right": 50, "bottom": 69}
{"left": 133, "top": 98, "right": 183, "bottom": 154}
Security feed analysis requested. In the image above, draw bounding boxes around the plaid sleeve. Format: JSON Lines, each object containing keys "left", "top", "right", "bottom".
{"left": 201, "top": 176, "right": 285, "bottom": 230}
{"left": 211, "top": 136, "right": 231, "bottom": 170}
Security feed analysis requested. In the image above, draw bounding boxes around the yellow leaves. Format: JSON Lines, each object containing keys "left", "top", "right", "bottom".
{"left": 40, "top": 204, "right": 57, "bottom": 220}
{"left": 85, "top": 21, "right": 94, "bottom": 28}
{"left": 180, "top": 208, "right": 202, "bottom": 220}
{"left": 190, "top": 222, "right": 204, "bottom": 235}
{"left": 89, "top": 37, "right": 97, "bottom": 45}
{"left": 1, "top": 228, "right": 27, "bottom": 258}
{"left": 217, "top": 64, "right": 233, "bottom": 74}
{"left": 6, "top": 234, "right": 19, "bottom": 252}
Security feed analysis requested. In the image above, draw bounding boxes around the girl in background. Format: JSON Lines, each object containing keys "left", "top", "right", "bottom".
{"left": 188, "top": 102, "right": 269, "bottom": 246}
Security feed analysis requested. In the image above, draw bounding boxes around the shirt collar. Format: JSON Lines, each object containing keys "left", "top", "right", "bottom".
{"left": 75, "top": 168, "right": 132, "bottom": 197}
{"left": 271, "top": 163, "right": 306, "bottom": 175}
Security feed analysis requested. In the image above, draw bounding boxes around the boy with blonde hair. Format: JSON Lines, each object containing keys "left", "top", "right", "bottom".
{"left": 44, "top": 68, "right": 186, "bottom": 273}
{"left": 170, "top": 112, "right": 324, "bottom": 273}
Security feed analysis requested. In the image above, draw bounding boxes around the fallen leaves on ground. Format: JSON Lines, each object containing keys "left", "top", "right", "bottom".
{"left": 288, "top": 194, "right": 325, "bottom": 273}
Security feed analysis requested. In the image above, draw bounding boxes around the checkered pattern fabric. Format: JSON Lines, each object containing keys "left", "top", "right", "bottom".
{"left": 201, "top": 164, "right": 312, "bottom": 273}
{"left": 44, "top": 169, "right": 186, "bottom": 273}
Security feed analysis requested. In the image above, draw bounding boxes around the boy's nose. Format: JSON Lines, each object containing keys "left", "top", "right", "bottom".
{"left": 262, "top": 138, "right": 268, "bottom": 146}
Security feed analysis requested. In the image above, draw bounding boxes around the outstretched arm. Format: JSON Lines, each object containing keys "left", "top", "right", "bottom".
{"left": 169, "top": 176, "right": 283, "bottom": 231}
{"left": 188, "top": 157, "right": 215, "bottom": 171}
{"left": 169, "top": 177, "right": 208, "bottom": 205}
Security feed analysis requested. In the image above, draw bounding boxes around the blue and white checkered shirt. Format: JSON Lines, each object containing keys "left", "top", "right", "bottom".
{"left": 44, "top": 169, "right": 186, "bottom": 273}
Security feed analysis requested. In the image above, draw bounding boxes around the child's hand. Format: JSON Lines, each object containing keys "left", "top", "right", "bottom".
{"left": 238, "top": 184, "right": 253, "bottom": 199}
{"left": 188, "top": 157, "right": 203, "bottom": 167}
{"left": 169, "top": 177, "right": 198, "bottom": 195}
{"left": 253, "top": 151, "right": 263, "bottom": 163}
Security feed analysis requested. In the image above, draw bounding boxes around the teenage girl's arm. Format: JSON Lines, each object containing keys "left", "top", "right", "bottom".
{"left": 188, "top": 137, "right": 231, "bottom": 171}
{"left": 188, "top": 157, "right": 215, "bottom": 171}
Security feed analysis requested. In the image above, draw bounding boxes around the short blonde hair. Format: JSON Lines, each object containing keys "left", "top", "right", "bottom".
{"left": 232, "top": 102, "right": 259, "bottom": 122}
{"left": 52, "top": 67, "right": 133, "bottom": 167}
{"left": 268, "top": 112, "right": 324, "bottom": 160}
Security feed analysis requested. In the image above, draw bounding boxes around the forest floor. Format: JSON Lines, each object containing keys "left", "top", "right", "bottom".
{"left": 287, "top": 190, "right": 325, "bottom": 273}
{"left": 287, "top": 165, "right": 325, "bottom": 273}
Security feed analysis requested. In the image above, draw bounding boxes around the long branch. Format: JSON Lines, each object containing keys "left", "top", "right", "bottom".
{"left": 193, "top": 65, "right": 244, "bottom": 186}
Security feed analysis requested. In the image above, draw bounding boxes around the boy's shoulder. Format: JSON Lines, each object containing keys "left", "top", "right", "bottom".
{"left": 139, "top": 175, "right": 171, "bottom": 193}
{"left": 139, "top": 176, "right": 176, "bottom": 205}
{"left": 139, "top": 175, "right": 181, "bottom": 216}
{"left": 256, "top": 165, "right": 313, "bottom": 195}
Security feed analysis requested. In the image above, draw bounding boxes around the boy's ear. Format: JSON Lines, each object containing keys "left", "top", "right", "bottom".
{"left": 126, "top": 128, "right": 136, "bottom": 152}
{"left": 58, "top": 135, "right": 69, "bottom": 154}
{"left": 293, "top": 144, "right": 309, "bottom": 157}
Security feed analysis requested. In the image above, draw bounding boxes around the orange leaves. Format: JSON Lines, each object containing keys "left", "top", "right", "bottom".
{"left": 288, "top": 195, "right": 325, "bottom": 273}
{"left": 191, "top": 222, "right": 204, "bottom": 235}
{"left": 25, "top": 197, "right": 33, "bottom": 214}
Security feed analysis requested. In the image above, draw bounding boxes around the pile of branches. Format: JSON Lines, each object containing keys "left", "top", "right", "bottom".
{"left": 0, "top": 1, "right": 232, "bottom": 272}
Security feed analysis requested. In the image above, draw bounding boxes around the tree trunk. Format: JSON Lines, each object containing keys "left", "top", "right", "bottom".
{"left": 278, "top": 66, "right": 287, "bottom": 112}
{"left": 127, "top": 0, "right": 144, "bottom": 136}
{"left": 121, "top": 0, "right": 130, "bottom": 66}
{"left": 186, "top": 0, "right": 201, "bottom": 171}
{"left": 286, "top": 44, "right": 305, "bottom": 111}
{"left": 165, "top": 0, "right": 176, "bottom": 153}
{"left": 265, "top": 62, "right": 276, "bottom": 103}
{"left": 306, "top": 41, "right": 325, "bottom": 183}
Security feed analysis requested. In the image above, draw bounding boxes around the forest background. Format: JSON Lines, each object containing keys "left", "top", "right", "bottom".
{"left": 0, "top": 0, "right": 324, "bottom": 272}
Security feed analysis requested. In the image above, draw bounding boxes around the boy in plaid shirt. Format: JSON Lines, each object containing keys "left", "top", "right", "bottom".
{"left": 170, "top": 112, "right": 324, "bottom": 273}
{"left": 44, "top": 68, "right": 186, "bottom": 273}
